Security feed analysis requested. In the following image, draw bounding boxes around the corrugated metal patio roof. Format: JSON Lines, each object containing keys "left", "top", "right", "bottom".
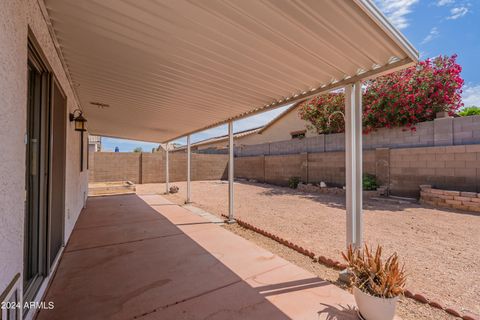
{"left": 43, "top": 0, "right": 418, "bottom": 143}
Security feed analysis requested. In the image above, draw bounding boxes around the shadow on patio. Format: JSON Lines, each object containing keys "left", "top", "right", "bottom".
{"left": 36, "top": 193, "right": 358, "bottom": 320}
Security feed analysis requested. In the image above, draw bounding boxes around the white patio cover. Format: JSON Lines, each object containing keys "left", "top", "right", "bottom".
{"left": 43, "top": 0, "right": 418, "bottom": 142}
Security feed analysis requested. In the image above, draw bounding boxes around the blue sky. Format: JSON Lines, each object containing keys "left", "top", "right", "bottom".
{"left": 102, "top": 0, "right": 479, "bottom": 152}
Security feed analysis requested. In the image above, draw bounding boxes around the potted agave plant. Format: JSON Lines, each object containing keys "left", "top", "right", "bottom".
{"left": 342, "top": 245, "right": 406, "bottom": 320}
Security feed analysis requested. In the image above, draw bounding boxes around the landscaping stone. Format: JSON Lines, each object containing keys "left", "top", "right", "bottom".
{"left": 413, "top": 294, "right": 429, "bottom": 304}
{"left": 445, "top": 308, "right": 461, "bottom": 317}
{"left": 338, "top": 269, "right": 353, "bottom": 285}
{"left": 420, "top": 186, "right": 480, "bottom": 212}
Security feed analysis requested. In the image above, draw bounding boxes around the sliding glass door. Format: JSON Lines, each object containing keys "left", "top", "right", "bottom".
{"left": 24, "top": 50, "right": 49, "bottom": 301}
{"left": 24, "top": 39, "right": 67, "bottom": 308}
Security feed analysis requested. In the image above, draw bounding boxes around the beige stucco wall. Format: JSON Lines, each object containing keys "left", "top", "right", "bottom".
{"left": 0, "top": 0, "right": 88, "bottom": 314}
{"left": 194, "top": 108, "right": 316, "bottom": 151}
{"left": 240, "top": 108, "right": 316, "bottom": 145}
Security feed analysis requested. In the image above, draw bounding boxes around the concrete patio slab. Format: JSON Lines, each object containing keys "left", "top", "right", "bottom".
{"left": 66, "top": 219, "right": 183, "bottom": 252}
{"left": 36, "top": 193, "right": 388, "bottom": 320}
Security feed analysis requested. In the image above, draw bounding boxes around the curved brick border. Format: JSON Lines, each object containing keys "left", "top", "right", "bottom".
{"left": 223, "top": 215, "right": 479, "bottom": 320}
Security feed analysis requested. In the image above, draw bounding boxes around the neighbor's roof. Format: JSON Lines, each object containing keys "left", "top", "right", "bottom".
{"left": 174, "top": 126, "right": 264, "bottom": 150}
{"left": 43, "top": 0, "right": 418, "bottom": 143}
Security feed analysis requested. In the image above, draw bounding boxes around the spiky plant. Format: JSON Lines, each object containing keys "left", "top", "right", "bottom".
{"left": 342, "top": 244, "right": 406, "bottom": 298}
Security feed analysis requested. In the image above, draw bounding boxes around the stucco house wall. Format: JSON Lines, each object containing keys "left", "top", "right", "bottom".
{"left": 242, "top": 107, "right": 316, "bottom": 145}
{"left": 0, "top": 1, "right": 88, "bottom": 317}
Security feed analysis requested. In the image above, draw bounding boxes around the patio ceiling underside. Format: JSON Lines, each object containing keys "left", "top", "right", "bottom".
{"left": 44, "top": 0, "right": 417, "bottom": 143}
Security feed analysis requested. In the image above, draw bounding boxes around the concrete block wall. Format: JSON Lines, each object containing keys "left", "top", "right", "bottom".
{"left": 390, "top": 144, "right": 480, "bottom": 197}
{"left": 236, "top": 143, "right": 270, "bottom": 157}
{"left": 265, "top": 154, "right": 304, "bottom": 186}
{"left": 91, "top": 144, "right": 480, "bottom": 198}
{"left": 235, "top": 156, "right": 265, "bottom": 182}
{"left": 192, "top": 154, "right": 228, "bottom": 181}
{"left": 169, "top": 153, "right": 188, "bottom": 182}
{"left": 92, "top": 152, "right": 141, "bottom": 183}
{"left": 91, "top": 152, "right": 228, "bottom": 184}
{"left": 142, "top": 153, "right": 166, "bottom": 184}
{"left": 235, "top": 145, "right": 479, "bottom": 197}
{"left": 453, "top": 115, "right": 480, "bottom": 145}
{"left": 235, "top": 116, "right": 480, "bottom": 157}
{"left": 269, "top": 139, "right": 306, "bottom": 155}
{"left": 307, "top": 152, "right": 345, "bottom": 186}
{"left": 236, "top": 151, "right": 376, "bottom": 187}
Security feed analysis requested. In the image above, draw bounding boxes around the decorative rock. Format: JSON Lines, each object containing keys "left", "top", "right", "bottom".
{"left": 404, "top": 290, "right": 414, "bottom": 298}
{"left": 320, "top": 181, "right": 327, "bottom": 188}
{"left": 445, "top": 308, "right": 461, "bottom": 317}
{"left": 462, "top": 312, "right": 480, "bottom": 320}
{"left": 325, "top": 258, "right": 335, "bottom": 267}
{"left": 413, "top": 293, "right": 429, "bottom": 304}
{"left": 428, "top": 301, "right": 443, "bottom": 309}
{"left": 338, "top": 269, "right": 354, "bottom": 285}
{"left": 318, "top": 256, "right": 328, "bottom": 265}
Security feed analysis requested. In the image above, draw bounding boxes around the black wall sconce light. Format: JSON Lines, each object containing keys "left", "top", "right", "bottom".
{"left": 69, "top": 109, "right": 87, "bottom": 132}
{"left": 70, "top": 109, "right": 87, "bottom": 171}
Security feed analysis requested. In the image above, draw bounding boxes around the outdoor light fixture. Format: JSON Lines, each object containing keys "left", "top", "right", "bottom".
{"left": 69, "top": 109, "right": 87, "bottom": 132}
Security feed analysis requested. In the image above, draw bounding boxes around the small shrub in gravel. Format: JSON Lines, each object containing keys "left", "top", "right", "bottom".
{"left": 288, "top": 176, "right": 301, "bottom": 189}
{"left": 363, "top": 174, "right": 379, "bottom": 191}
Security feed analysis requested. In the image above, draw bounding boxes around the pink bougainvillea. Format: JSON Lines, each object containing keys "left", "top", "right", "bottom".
{"left": 299, "top": 55, "right": 464, "bottom": 134}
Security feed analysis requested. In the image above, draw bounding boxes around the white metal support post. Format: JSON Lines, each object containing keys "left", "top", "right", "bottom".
{"left": 227, "top": 121, "right": 235, "bottom": 223}
{"left": 187, "top": 135, "right": 191, "bottom": 203}
{"left": 165, "top": 142, "right": 169, "bottom": 194}
{"left": 345, "top": 82, "right": 363, "bottom": 249}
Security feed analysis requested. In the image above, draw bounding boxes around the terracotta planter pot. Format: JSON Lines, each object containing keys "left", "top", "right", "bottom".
{"left": 353, "top": 287, "right": 399, "bottom": 320}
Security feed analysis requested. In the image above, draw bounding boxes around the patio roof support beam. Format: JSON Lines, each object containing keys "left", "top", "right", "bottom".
{"left": 165, "top": 143, "right": 169, "bottom": 194}
{"left": 187, "top": 135, "right": 191, "bottom": 203}
{"left": 227, "top": 121, "right": 235, "bottom": 223}
{"left": 345, "top": 82, "right": 363, "bottom": 249}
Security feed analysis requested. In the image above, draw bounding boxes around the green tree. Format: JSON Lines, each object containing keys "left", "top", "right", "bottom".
{"left": 458, "top": 106, "right": 480, "bottom": 116}
{"left": 133, "top": 147, "right": 143, "bottom": 153}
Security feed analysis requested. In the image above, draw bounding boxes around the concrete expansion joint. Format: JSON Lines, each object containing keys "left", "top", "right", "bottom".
{"left": 228, "top": 215, "right": 479, "bottom": 320}
{"left": 132, "top": 279, "right": 243, "bottom": 319}
{"left": 75, "top": 218, "right": 161, "bottom": 231}
{"left": 65, "top": 232, "right": 185, "bottom": 254}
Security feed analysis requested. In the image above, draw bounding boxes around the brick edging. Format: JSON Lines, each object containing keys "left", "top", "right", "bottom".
{"left": 420, "top": 185, "right": 480, "bottom": 213}
{"left": 223, "top": 215, "right": 479, "bottom": 320}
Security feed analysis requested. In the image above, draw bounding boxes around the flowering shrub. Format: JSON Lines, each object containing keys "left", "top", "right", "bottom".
{"left": 299, "top": 55, "right": 464, "bottom": 134}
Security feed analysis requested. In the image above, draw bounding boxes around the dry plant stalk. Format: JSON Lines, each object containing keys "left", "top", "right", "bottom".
{"left": 342, "top": 244, "right": 406, "bottom": 298}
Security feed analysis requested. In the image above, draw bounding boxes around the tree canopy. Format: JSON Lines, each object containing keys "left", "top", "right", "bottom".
{"left": 299, "top": 55, "right": 464, "bottom": 134}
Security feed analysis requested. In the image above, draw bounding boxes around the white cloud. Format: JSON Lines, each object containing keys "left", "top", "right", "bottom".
{"left": 374, "top": 0, "right": 419, "bottom": 29}
{"left": 421, "top": 27, "right": 440, "bottom": 44}
{"left": 436, "top": 0, "right": 455, "bottom": 6}
{"left": 462, "top": 84, "right": 480, "bottom": 107}
{"left": 447, "top": 6, "right": 469, "bottom": 19}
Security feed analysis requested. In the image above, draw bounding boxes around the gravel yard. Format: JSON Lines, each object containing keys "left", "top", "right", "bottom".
{"left": 137, "top": 180, "right": 480, "bottom": 316}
